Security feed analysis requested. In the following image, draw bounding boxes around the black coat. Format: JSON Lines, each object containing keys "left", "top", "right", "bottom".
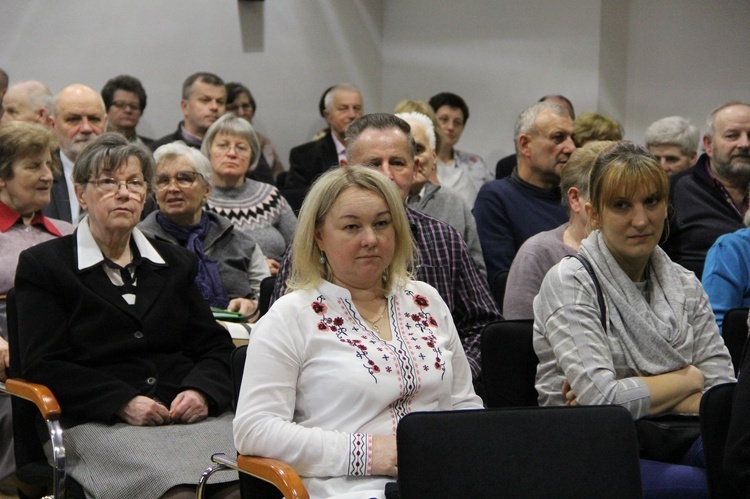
{"left": 14, "top": 233, "right": 234, "bottom": 427}
{"left": 285, "top": 130, "right": 339, "bottom": 190}
{"left": 42, "top": 151, "right": 73, "bottom": 223}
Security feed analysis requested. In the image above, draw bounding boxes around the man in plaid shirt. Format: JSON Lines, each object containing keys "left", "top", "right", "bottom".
{"left": 273, "top": 113, "right": 501, "bottom": 381}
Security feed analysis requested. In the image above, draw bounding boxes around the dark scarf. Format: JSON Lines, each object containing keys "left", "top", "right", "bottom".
{"left": 156, "top": 211, "right": 229, "bottom": 308}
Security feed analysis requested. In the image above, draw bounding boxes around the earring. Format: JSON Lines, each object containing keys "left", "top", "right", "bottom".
{"left": 319, "top": 252, "right": 326, "bottom": 265}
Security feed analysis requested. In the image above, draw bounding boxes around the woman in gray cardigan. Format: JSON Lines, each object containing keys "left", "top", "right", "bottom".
{"left": 139, "top": 141, "right": 269, "bottom": 318}
{"left": 534, "top": 141, "right": 734, "bottom": 497}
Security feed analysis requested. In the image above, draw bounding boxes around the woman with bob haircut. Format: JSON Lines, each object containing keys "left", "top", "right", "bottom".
{"left": 203, "top": 113, "right": 296, "bottom": 274}
{"left": 533, "top": 141, "right": 735, "bottom": 497}
{"left": 234, "top": 166, "right": 482, "bottom": 499}
{"left": 14, "top": 133, "right": 238, "bottom": 498}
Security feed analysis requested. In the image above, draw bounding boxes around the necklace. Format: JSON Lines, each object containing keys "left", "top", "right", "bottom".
{"left": 361, "top": 302, "right": 387, "bottom": 334}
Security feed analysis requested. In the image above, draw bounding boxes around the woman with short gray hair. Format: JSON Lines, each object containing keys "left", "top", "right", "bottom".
{"left": 203, "top": 114, "right": 296, "bottom": 274}
{"left": 139, "top": 140, "right": 270, "bottom": 318}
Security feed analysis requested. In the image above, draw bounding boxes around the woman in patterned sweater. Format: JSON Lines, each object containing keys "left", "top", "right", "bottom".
{"left": 203, "top": 114, "right": 296, "bottom": 274}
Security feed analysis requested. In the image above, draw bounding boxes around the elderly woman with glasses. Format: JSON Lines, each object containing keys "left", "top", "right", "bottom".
{"left": 203, "top": 114, "right": 296, "bottom": 275}
{"left": 139, "top": 141, "right": 269, "bottom": 318}
{"left": 14, "top": 133, "right": 238, "bottom": 498}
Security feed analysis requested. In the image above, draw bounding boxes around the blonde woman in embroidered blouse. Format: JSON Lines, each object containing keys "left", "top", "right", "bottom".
{"left": 233, "top": 166, "right": 482, "bottom": 499}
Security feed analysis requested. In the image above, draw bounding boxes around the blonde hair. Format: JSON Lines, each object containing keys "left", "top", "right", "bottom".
{"left": 394, "top": 99, "right": 444, "bottom": 152}
{"left": 560, "top": 140, "right": 616, "bottom": 211}
{"left": 573, "top": 113, "right": 623, "bottom": 147}
{"left": 287, "top": 166, "right": 414, "bottom": 293}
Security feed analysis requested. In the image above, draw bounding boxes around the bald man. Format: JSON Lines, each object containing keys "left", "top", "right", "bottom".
{"left": 44, "top": 84, "right": 107, "bottom": 223}
{"left": 1, "top": 80, "right": 53, "bottom": 125}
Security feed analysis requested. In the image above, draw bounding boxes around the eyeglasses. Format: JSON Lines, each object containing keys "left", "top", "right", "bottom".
{"left": 212, "top": 141, "right": 251, "bottom": 156}
{"left": 153, "top": 171, "right": 202, "bottom": 191}
{"left": 111, "top": 101, "right": 141, "bottom": 112}
{"left": 89, "top": 177, "right": 148, "bottom": 195}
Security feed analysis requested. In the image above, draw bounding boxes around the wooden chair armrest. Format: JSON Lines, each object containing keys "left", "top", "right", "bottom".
{"left": 236, "top": 455, "right": 309, "bottom": 499}
{"left": 3, "top": 378, "right": 61, "bottom": 420}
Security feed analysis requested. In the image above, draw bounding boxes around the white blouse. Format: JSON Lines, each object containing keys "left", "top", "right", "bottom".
{"left": 234, "top": 279, "right": 482, "bottom": 499}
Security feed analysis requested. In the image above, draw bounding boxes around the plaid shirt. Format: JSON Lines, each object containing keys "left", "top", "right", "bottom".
{"left": 272, "top": 208, "right": 501, "bottom": 380}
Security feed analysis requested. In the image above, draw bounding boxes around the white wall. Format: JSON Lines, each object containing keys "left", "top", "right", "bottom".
{"left": 382, "top": 0, "right": 603, "bottom": 166}
{"left": 1, "top": 0, "right": 748, "bottom": 169}
{"left": 0, "top": 0, "right": 385, "bottom": 162}
{"left": 623, "top": 0, "right": 750, "bottom": 147}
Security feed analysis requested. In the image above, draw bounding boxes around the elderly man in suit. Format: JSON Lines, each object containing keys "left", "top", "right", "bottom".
{"left": 44, "top": 84, "right": 107, "bottom": 223}
{"left": 284, "top": 84, "right": 363, "bottom": 197}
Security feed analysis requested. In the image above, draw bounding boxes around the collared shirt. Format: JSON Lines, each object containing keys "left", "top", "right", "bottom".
{"left": 272, "top": 207, "right": 501, "bottom": 380}
{"left": 76, "top": 215, "right": 165, "bottom": 271}
{"left": 331, "top": 133, "right": 346, "bottom": 166}
{"left": 407, "top": 184, "right": 427, "bottom": 206}
{"left": 0, "top": 201, "right": 63, "bottom": 236}
{"left": 59, "top": 151, "right": 80, "bottom": 223}
{"left": 0, "top": 201, "right": 73, "bottom": 299}
{"left": 179, "top": 123, "right": 204, "bottom": 148}
{"left": 76, "top": 217, "right": 166, "bottom": 304}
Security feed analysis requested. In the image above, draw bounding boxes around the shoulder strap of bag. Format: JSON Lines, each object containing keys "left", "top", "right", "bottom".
{"left": 567, "top": 254, "right": 607, "bottom": 330}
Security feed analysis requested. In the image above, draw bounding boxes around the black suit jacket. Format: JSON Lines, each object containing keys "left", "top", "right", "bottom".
{"left": 14, "top": 234, "right": 234, "bottom": 427}
{"left": 285, "top": 130, "right": 339, "bottom": 190}
{"left": 43, "top": 150, "right": 73, "bottom": 223}
{"left": 150, "top": 124, "right": 185, "bottom": 151}
{"left": 282, "top": 130, "right": 339, "bottom": 213}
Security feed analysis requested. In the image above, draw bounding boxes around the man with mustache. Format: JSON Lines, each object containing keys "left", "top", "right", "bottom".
{"left": 663, "top": 102, "right": 750, "bottom": 279}
{"left": 474, "top": 101, "right": 575, "bottom": 282}
{"left": 150, "top": 72, "right": 226, "bottom": 151}
{"left": 44, "top": 84, "right": 107, "bottom": 223}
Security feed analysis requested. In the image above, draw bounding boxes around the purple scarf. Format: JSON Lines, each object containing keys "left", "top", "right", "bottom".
{"left": 156, "top": 211, "right": 229, "bottom": 309}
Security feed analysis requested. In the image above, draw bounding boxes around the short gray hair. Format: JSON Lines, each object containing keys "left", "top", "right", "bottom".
{"left": 73, "top": 132, "right": 155, "bottom": 185}
{"left": 201, "top": 113, "right": 261, "bottom": 173}
{"left": 396, "top": 112, "right": 436, "bottom": 151}
{"left": 705, "top": 101, "right": 750, "bottom": 141}
{"left": 12, "top": 80, "right": 53, "bottom": 116}
{"left": 514, "top": 101, "right": 570, "bottom": 154}
{"left": 323, "top": 83, "right": 361, "bottom": 112}
{"left": 153, "top": 141, "right": 212, "bottom": 184}
{"left": 645, "top": 116, "right": 699, "bottom": 157}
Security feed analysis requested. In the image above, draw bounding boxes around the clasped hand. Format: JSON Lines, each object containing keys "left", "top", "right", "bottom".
{"left": 562, "top": 380, "right": 578, "bottom": 406}
{"left": 116, "top": 389, "right": 209, "bottom": 426}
